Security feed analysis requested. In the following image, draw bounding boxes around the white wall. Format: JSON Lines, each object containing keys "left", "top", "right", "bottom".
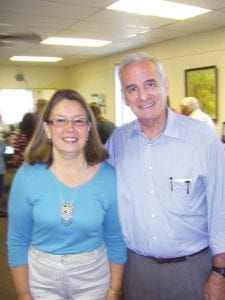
{"left": 0, "top": 65, "right": 71, "bottom": 89}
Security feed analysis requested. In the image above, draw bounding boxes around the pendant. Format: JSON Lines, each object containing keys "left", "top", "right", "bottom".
{"left": 60, "top": 202, "right": 73, "bottom": 227}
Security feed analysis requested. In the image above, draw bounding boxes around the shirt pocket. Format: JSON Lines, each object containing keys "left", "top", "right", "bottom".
{"left": 167, "top": 178, "right": 206, "bottom": 216}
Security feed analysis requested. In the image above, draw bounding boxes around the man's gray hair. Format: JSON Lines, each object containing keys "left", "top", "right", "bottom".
{"left": 180, "top": 97, "right": 200, "bottom": 111}
{"left": 118, "top": 52, "right": 167, "bottom": 83}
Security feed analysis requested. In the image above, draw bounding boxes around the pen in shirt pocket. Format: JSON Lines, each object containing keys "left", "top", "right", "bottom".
{"left": 169, "top": 177, "right": 192, "bottom": 194}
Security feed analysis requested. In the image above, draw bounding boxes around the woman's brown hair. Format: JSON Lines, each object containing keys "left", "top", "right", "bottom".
{"left": 25, "top": 89, "right": 108, "bottom": 166}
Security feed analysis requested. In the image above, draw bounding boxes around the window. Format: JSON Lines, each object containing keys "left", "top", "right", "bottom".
{"left": 0, "top": 89, "right": 34, "bottom": 125}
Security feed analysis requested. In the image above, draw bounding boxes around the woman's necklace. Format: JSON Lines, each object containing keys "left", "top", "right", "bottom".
{"left": 53, "top": 162, "right": 86, "bottom": 227}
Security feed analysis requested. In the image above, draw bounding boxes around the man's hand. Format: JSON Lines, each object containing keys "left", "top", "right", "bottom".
{"left": 204, "top": 271, "right": 225, "bottom": 300}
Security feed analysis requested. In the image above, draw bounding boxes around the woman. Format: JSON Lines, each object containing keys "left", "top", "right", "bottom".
{"left": 7, "top": 89, "right": 126, "bottom": 300}
{"left": 13, "top": 112, "right": 36, "bottom": 168}
{"left": 0, "top": 137, "right": 6, "bottom": 216}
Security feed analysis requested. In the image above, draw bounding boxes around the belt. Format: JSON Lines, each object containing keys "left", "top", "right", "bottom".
{"left": 148, "top": 247, "right": 209, "bottom": 264}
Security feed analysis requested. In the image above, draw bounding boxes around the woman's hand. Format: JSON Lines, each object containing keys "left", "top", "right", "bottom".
{"left": 17, "top": 293, "right": 33, "bottom": 300}
{"left": 105, "top": 288, "right": 123, "bottom": 300}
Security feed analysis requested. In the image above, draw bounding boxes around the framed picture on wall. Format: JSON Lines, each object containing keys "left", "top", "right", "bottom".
{"left": 90, "top": 93, "right": 106, "bottom": 113}
{"left": 185, "top": 65, "right": 217, "bottom": 121}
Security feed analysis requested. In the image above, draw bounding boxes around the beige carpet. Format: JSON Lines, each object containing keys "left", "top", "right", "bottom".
{"left": 0, "top": 217, "right": 16, "bottom": 300}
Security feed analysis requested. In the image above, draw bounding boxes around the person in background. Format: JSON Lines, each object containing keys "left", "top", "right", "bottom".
{"left": 0, "top": 113, "right": 11, "bottom": 138}
{"left": 13, "top": 112, "right": 36, "bottom": 168}
{"left": 89, "top": 102, "right": 116, "bottom": 144}
{"left": 180, "top": 96, "right": 215, "bottom": 129}
{"left": 7, "top": 89, "right": 126, "bottom": 300}
{"left": 0, "top": 137, "right": 6, "bottom": 217}
{"left": 106, "top": 52, "right": 225, "bottom": 299}
{"left": 0, "top": 113, "right": 5, "bottom": 139}
{"left": 33, "top": 98, "right": 48, "bottom": 127}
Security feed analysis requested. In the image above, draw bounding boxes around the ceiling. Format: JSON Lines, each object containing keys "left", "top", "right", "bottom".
{"left": 1, "top": 0, "right": 225, "bottom": 67}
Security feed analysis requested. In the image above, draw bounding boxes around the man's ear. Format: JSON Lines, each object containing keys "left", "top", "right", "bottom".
{"left": 161, "top": 78, "right": 169, "bottom": 98}
{"left": 121, "top": 88, "right": 130, "bottom": 107}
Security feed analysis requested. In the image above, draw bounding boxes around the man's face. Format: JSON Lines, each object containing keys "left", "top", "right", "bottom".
{"left": 121, "top": 60, "right": 168, "bottom": 123}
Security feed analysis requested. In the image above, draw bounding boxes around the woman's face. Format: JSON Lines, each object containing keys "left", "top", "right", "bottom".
{"left": 44, "top": 99, "right": 91, "bottom": 159}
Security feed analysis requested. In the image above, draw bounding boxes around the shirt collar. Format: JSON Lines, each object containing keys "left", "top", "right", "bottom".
{"left": 126, "top": 108, "right": 181, "bottom": 140}
{"left": 164, "top": 108, "right": 181, "bottom": 139}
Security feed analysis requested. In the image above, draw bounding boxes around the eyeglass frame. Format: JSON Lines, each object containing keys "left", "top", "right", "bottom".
{"left": 47, "top": 116, "right": 91, "bottom": 128}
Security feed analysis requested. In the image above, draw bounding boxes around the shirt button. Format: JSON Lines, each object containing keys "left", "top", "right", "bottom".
{"left": 151, "top": 213, "right": 156, "bottom": 218}
{"left": 148, "top": 166, "right": 152, "bottom": 170}
{"left": 150, "top": 190, "right": 154, "bottom": 195}
{"left": 153, "top": 236, "right": 157, "bottom": 241}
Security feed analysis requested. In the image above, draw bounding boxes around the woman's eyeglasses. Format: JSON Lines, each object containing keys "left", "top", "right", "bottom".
{"left": 47, "top": 117, "right": 90, "bottom": 128}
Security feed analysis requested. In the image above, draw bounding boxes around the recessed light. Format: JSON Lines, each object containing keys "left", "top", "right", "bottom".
{"left": 41, "top": 37, "right": 111, "bottom": 47}
{"left": 106, "top": 0, "right": 211, "bottom": 20}
{"left": 10, "top": 56, "right": 63, "bottom": 62}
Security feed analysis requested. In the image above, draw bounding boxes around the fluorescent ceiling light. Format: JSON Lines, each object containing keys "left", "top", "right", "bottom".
{"left": 10, "top": 56, "right": 63, "bottom": 62}
{"left": 106, "top": 0, "right": 211, "bottom": 20}
{"left": 42, "top": 37, "right": 111, "bottom": 47}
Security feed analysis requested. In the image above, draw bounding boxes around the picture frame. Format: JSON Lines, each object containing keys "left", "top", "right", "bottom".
{"left": 222, "top": 122, "right": 225, "bottom": 143}
{"left": 185, "top": 66, "right": 217, "bottom": 121}
{"left": 90, "top": 93, "right": 106, "bottom": 113}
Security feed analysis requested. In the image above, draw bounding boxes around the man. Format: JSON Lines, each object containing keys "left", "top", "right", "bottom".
{"left": 89, "top": 102, "right": 116, "bottom": 144}
{"left": 33, "top": 98, "right": 48, "bottom": 127}
{"left": 180, "top": 96, "right": 215, "bottom": 129}
{"left": 106, "top": 52, "right": 225, "bottom": 299}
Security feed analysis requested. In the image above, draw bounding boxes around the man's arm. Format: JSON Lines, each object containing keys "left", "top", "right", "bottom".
{"left": 204, "top": 253, "right": 225, "bottom": 300}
